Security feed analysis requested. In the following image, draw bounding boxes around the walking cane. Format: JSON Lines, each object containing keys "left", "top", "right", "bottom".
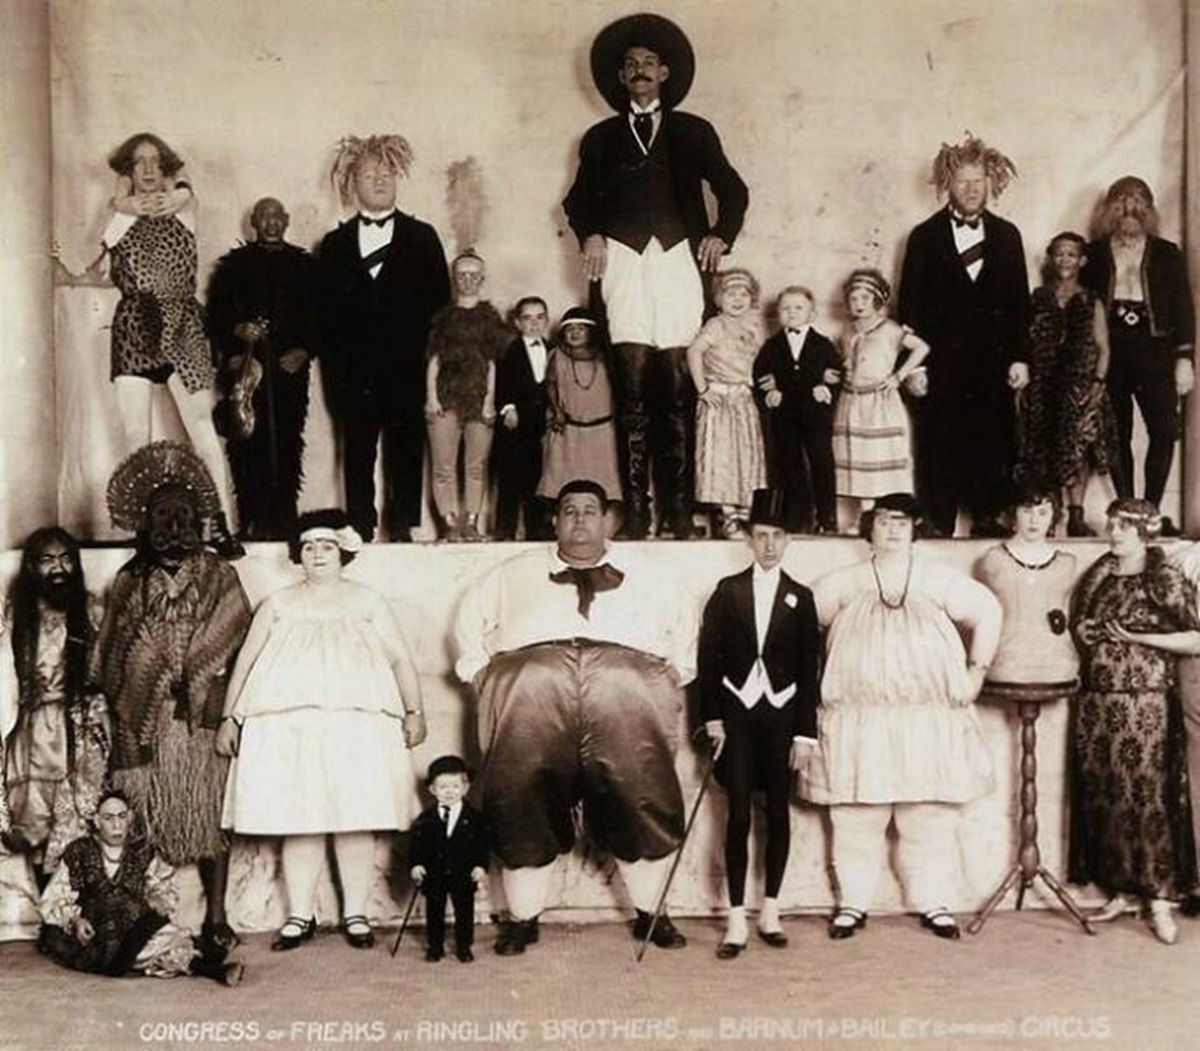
{"left": 389, "top": 885, "right": 421, "bottom": 957}
{"left": 636, "top": 740, "right": 717, "bottom": 963}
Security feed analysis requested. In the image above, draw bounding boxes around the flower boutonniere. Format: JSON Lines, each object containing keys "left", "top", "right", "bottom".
{"left": 784, "top": 592, "right": 798, "bottom": 609}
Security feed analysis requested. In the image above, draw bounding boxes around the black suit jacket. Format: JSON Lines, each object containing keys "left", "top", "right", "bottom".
{"left": 409, "top": 801, "right": 489, "bottom": 888}
{"left": 698, "top": 567, "right": 821, "bottom": 739}
{"left": 1081, "top": 235, "right": 1195, "bottom": 356}
{"left": 563, "top": 110, "right": 748, "bottom": 256}
{"left": 316, "top": 212, "right": 450, "bottom": 411}
{"left": 752, "top": 329, "right": 841, "bottom": 426}
{"left": 495, "top": 337, "right": 548, "bottom": 445}
{"left": 897, "top": 207, "right": 1029, "bottom": 398}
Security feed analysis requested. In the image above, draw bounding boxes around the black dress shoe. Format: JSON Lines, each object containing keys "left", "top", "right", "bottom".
{"left": 341, "top": 915, "right": 375, "bottom": 949}
{"left": 632, "top": 909, "right": 687, "bottom": 949}
{"left": 919, "top": 909, "right": 962, "bottom": 940}
{"left": 456, "top": 947, "right": 475, "bottom": 963}
{"left": 424, "top": 947, "right": 444, "bottom": 962}
{"left": 271, "top": 916, "right": 316, "bottom": 952}
{"left": 715, "top": 941, "right": 745, "bottom": 960}
{"left": 757, "top": 928, "right": 788, "bottom": 948}
{"left": 1180, "top": 894, "right": 1200, "bottom": 917}
{"left": 1160, "top": 516, "right": 1182, "bottom": 538}
{"left": 827, "top": 908, "right": 867, "bottom": 940}
{"left": 495, "top": 917, "right": 539, "bottom": 956}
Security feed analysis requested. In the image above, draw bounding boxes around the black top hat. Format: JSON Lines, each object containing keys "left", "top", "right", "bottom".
{"left": 590, "top": 13, "right": 696, "bottom": 113}
{"left": 748, "top": 488, "right": 788, "bottom": 529}
{"left": 425, "top": 755, "right": 471, "bottom": 784}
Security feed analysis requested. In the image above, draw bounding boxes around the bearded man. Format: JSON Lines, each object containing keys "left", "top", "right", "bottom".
{"left": 1, "top": 528, "right": 108, "bottom": 890}
{"left": 1082, "top": 176, "right": 1195, "bottom": 534}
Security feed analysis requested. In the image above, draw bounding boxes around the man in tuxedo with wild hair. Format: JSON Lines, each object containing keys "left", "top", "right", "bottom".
{"left": 317, "top": 135, "right": 450, "bottom": 542}
{"left": 699, "top": 488, "right": 821, "bottom": 958}
{"left": 564, "top": 13, "right": 748, "bottom": 540}
{"left": 897, "top": 134, "right": 1030, "bottom": 538}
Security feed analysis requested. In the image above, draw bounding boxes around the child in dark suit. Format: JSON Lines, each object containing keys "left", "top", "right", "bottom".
{"left": 753, "top": 287, "right": 842, "bottom": 534}
{"left": 409, "top": 755, "right": 488, "bottom": 962}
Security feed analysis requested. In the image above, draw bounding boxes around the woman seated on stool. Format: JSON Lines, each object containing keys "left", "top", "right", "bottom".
{"left": 799, "top": 493, "right": 1000, "bottom": 940}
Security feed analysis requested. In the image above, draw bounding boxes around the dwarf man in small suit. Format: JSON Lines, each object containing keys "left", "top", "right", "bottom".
{"left": 409, "top": 755, "right": 489, "bottom": 963}
{"left": 753, "top": 287, "right": 842, "bottom": 534}
{"left": 317, "top": 135, "right": 451, "bottom": 541}
{"left": 699, "top": 488, "right": 822, "bottom": 958}
{"left": 492, "top": 296, "right": 553, "bottom": 541}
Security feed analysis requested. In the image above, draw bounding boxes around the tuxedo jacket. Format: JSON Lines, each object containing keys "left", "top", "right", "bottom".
{"left": 409, "top": 801, "right": 489, "bottom": 888}
{"left": 563, "top": 110, "right": 748, "bottom": 257}
{"left": 494, "top": 337, "right": 548, "bottom": 448}
{"left": 698, "top": 567, "right": 821, "bottom": 739}
{"left": 1081, "top": 236, "right": 1195, "bottom": 356}
{"left": 752, "top": 329, "right": 841, "bottom": 427}
{"left": 316, "top": 212, "right": 450, "bottom": 408}
{"left": 897, "top": 206, "right": 1030, "bottom": 397}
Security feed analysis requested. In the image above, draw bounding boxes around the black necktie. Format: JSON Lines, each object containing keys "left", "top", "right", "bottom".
{"left": 549, "top": 563, "right": 625, "bottom": 619}
{"left": 951, "top": 213, "right": 981, "bottom": 230}
{"left": 439, "top": 805, "right": 450, "bottom": 825}
{"left": 360, "top": 213, "right": 393, "bottom": 228}
{"left": 633, "top": 113, "right": 654, "bottom": 152}
{"left": 787, "top": 328, "right": 804, "bottom": 336}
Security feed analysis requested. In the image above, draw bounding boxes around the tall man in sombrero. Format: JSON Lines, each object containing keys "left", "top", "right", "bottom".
{"left": 564, "top": 13, "right": 748, "bottom": 539}
{"left": 94, "top": 441, "right": 252, "bottom": 954}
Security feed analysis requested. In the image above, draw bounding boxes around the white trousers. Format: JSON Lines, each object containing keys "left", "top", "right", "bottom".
{"left": 602, "top": 237, "right": 703, "bottom": 348}
{"left": 830, "top": 801, "right": 960, "bottom": 914}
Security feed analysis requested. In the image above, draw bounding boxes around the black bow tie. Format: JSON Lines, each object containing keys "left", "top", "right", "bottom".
{"left": 786, "top": 328, "right": 805, "bottom": 336}
{"left": 359, "top": 213, "right": 394, "bottom": 228}
{"left": 951, "top": 213, "right": 982, "bottom": 230}
{"left": 549, "top": 563, "right": 625, "bottom": 619}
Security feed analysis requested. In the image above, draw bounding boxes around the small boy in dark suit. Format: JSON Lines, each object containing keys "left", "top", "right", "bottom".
{"left": 410, "top": 755, "right": 489, "bottom": 962}
{"left": 753, "top": 287, "right": 842, "bottom": 533}
{"left": 492, "top": 296, "right": 553, "bottom": 540}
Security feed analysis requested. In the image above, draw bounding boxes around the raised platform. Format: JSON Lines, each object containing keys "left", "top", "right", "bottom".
{"left": 0, "top": 535, "right": 1128, "bottom": 939}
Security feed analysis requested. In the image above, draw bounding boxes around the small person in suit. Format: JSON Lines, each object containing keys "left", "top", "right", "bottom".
{"left": 753, "top": 287, "right": 842, "bottom": 533}
{"left": 409, "top": 755, "right": 488, "bottom": 963}
{"left": 493, "top": 296, "right": 553, "bottom": 541}
{"left": 699, "top": 488, "right": 822, "bottom": 958}
{"left": 686, "top": 269, "right": 768, "bottom": 537}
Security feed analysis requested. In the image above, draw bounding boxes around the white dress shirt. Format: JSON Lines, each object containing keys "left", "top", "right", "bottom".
{"left": 721, "top": 565, "right": 797, "bottom": 710}
{"left": 951, "top": 212, "right": 985, "bottom": 282}
{"left": 628, "top": 101, "right": 663, "bottom": 154}
{"left": 785, "top": 325, "right": 811, "bottom": 362}
{"left": 357, "top": 212, "right": 395, "bottom": 279}
{"left": 439, "top": 801, "right": 463, "bottom": 838}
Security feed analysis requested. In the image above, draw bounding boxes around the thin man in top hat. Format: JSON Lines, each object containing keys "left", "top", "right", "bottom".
{"left": 564, "top": 13, "right": 749, "bottom": 540}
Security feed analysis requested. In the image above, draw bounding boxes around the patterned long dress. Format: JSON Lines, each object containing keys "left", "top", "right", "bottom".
{"left": 94, "top": 552, "right": 250, "bottom": 865}
{"left": 1019, "top": 286, "right": 1117, "bottom": 489}
{"left": 1068, "top": 548, "right": 1198, "bottom": 898}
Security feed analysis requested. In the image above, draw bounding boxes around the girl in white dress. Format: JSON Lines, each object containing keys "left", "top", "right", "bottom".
{"left": 216, "top": 509, "right": 426, "bottom": 951}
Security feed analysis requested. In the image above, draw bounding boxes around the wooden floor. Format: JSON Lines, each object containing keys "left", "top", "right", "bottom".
{"left": 1, "top": 907, "right": 1196, "bottom": 1051}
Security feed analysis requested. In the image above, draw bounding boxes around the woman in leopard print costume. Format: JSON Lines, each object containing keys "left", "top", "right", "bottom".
{"left": 100, "top": 133, "right": 240, "bottom": 552}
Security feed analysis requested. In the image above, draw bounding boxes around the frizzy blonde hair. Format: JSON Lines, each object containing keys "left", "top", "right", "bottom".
{"left": 330, "top": 135, "right": 414, "bottom": 207}
{"left": 930, "top": 133, "right": 1018, "bottom": 199}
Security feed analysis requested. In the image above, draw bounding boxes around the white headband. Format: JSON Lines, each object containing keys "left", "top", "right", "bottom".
{"left": 299, "top": 525, "right": 364, "bottom": 553}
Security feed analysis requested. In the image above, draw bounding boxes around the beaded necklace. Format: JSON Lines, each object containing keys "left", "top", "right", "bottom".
{"left": 871, "top": 553, "right": 912, "bottom": 610}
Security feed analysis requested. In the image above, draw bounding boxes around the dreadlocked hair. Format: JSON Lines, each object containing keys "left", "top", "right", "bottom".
{"left": 930, "top": 133, "right": 1018, "bottom": 199}
{"left": 331, "top": 135, "right": 414, "bottom": 207}
{"left": 7, "top": 528, "right": 92, "bottom": 764}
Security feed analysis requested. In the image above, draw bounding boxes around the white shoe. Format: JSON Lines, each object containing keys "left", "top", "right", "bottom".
{"left": 1091, "top": 895, "right": 1138, "bottom": 923}
{"left": 1148, "top": 900, "right": 1178, "bottom": 945}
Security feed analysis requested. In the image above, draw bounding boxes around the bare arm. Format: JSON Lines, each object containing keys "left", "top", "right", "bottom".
{"left": 1092, "top": 300, "right": 1110, "bottom": 381}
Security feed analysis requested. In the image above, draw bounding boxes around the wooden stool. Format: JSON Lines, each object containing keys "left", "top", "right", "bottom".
{"left": 967, "top": 679, "right": 1094, "bottom": 936}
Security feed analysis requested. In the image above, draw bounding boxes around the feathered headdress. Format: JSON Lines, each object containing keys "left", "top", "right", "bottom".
{"left": 330, "top": 135, "right": 414, "bottom": 208}
{"left": 106, "top": 440, "right": 220, "bottom": 533}
{"left": 930, "top": 132, "right": 1018, "bottom": 199}
{"left": 445, "top": 156, "right": 486, "bottom": 255}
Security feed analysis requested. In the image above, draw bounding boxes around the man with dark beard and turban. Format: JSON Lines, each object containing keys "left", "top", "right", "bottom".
{"left": 94, "top": 441, "right": 251, "bottom": 954}
{"left": 0, "top": 528, "right": 109, "bottom": 891}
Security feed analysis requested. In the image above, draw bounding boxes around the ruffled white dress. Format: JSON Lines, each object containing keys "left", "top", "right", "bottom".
{"left": 221, "top": 582, "right": 419, "bottom": 834}
{"left": 800, "top": 551, "right": 995, "bottom": 805}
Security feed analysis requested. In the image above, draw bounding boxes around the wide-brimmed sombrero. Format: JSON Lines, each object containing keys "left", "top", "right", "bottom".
{"left": 589, "top": 13, "right": 695, "bottom": 112}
